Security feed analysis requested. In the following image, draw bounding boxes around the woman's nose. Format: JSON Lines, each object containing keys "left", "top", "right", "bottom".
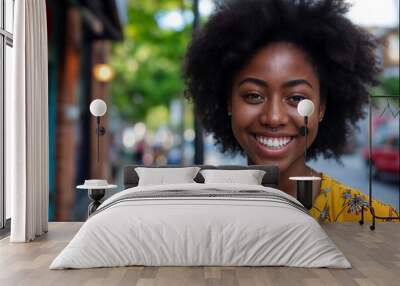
{"left": 259, "top": 97, "right": 289, "bottom": 128}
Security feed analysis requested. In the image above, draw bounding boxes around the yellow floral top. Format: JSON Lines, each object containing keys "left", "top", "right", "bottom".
{"left": 310, "top": 173, "right": 399, "bottom": 222}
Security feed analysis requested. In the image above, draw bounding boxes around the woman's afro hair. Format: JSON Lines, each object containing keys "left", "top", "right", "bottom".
{"left": 183, "top": 0, "right": 380, "bottom": 161}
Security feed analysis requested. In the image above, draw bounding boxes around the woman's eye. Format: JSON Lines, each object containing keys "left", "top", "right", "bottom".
{"left": 243, "top": 93, "right": 264, "bottom": 103}
{"left": 288, "top": 95, "right": 306, "bottom": 104}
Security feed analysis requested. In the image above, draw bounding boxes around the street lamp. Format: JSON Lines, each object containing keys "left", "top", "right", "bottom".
{"left": 93, "top": 63, "right": 114, "bottom": 82}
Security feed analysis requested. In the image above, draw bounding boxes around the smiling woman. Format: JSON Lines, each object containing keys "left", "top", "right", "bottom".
{"left": 183, "top": 0, "right": 398, "bottom": 222}
{"left": 229, "top": 43, "right": 324, "bottom": 185}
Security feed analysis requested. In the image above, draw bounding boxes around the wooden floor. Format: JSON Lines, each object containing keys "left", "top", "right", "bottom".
{"left": 0, "top": 222, "right": 399, "bottom": 286}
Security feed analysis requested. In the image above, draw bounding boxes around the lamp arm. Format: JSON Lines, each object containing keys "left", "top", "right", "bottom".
{"left": 96, "top": 117, "right": 106, "bottom": 136}
{"left": 96, "top": 117, "right": 100, "bottom": 162}
{"left": 95, "top": 116, "right": 107, "bottom": 163}
{"left": 304, "top": 116, "right": 308, "bottom": 165}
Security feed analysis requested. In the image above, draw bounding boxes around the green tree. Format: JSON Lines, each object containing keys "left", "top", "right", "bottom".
{"left": 371, "top": 76, "right": 400, "bottom": 108}
{"left": 381, "top": 76, "right": 399, "bottom": 97}
{"left": 110, "top": 0, "right": 193, "bottom": 124}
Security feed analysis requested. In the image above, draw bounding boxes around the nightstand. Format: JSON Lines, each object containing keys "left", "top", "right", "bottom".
{"left": 289, "top": 176, "right": 321, "bottom": 210}
{"left": 77, "top": 180, "right": 117, "bottom": 216}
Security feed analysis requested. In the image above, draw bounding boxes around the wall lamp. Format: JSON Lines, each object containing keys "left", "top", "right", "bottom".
{"left": 90, "top": 99, "right": 107, "bottom": 162}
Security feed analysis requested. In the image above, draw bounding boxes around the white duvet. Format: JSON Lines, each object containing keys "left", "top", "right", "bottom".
{"left": 50, "top": 183, "right": 351, "bottom": 269}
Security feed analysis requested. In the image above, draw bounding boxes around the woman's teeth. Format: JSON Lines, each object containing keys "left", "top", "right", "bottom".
{"left": 255, "top": 135, "right": 292, "bottom": 149}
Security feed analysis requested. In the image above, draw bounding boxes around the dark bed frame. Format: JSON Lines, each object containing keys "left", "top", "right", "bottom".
{"left": 123, "top": 165, "right": 280, "bottom": 190}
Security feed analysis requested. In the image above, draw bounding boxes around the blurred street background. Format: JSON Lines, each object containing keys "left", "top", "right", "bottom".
{"left": 40, "top": 0, "right": 399, "bottom": 221}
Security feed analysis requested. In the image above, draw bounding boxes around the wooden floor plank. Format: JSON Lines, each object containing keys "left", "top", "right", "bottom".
{"left": 0, "top": 222, "right": 399, "bottom": 286}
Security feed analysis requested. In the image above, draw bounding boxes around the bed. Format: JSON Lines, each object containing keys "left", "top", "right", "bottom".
{"left": 50, "top": 165, "right": 350, "bottom": 269}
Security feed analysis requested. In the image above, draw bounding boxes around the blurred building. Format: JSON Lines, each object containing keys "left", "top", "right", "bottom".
{"left": 46, "top": 0, "right": 125, "bottom": 221}
{"left": 368, "top": 27, "right": 400, "bottom": 76}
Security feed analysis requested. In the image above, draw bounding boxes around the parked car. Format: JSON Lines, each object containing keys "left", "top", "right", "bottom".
{"left": 362, "top": 124, "right": 400, "bottom": 181}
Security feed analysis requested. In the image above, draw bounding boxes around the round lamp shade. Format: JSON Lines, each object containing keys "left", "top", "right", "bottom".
{"left": 297, "top": 99, "right": 314, "bottom": 117}
{"left": 90, "top": 99, "right": 107, "bottom": 117}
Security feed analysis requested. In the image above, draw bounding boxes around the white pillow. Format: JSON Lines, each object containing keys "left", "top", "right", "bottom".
{"left": 200, "top": 169, "right": 266, "bottom": 185}
{"left": 135, "top": 167, "right": 201, "bottom": 186}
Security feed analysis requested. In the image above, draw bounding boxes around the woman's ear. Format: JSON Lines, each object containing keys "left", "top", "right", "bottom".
{"left": 227, "top": 101, "right": 232, "bottom": 116}
{"left": 318, "top": 98, "right": 326, "bottom": 122}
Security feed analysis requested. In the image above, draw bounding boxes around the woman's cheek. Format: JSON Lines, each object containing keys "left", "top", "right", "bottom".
{"left": 230, "top": 110, "right": 257, "bottom": 148}
{"left": 231, "top": 115, "right": 250, "bottom": 145}
{"left": 232, "top": 103, "right": 259, "bottom": 130}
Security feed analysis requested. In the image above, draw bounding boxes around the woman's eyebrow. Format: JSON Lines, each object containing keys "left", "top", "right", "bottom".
{"left": 238, "top": 77, "right": 268, "bottom": 87}
{"left": 282, "top": 79, "right": 313, "bottom": 89}
{"left": 237, "top": 77, "right": 313, "bottom": 89}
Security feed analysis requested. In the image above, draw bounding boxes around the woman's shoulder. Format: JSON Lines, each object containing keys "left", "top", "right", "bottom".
{"left": 320, "top": 173, "right": 361, "bottom": 195}
{"left": 313, "top": 173, "right": 399, "bottom": 222}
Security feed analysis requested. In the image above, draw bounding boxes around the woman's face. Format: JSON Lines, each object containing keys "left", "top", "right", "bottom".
{"left": 229, "top": 42, "right": 325, "bottom": 173}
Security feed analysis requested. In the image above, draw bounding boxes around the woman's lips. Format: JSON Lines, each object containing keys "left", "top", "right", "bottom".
{"left": 252, "top": 134, "right": 296, "bottom": 158}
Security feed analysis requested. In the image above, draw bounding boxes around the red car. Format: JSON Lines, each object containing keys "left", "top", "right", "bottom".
{"left": 362, "top": 134, "right": 400, "bottom": 181}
